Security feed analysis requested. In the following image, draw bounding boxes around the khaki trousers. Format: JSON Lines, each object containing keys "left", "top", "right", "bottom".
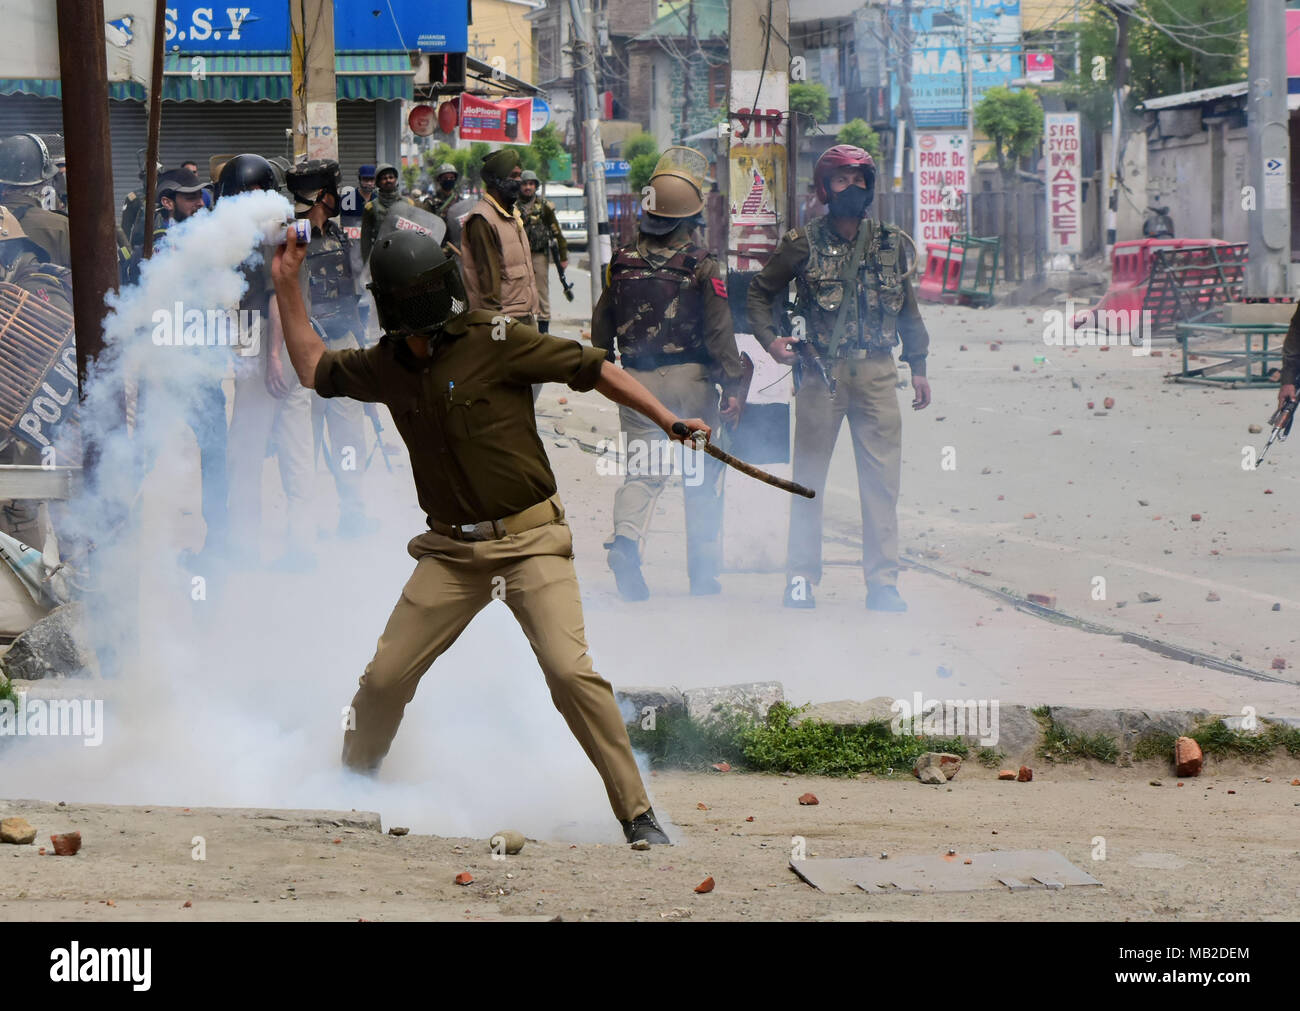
{"left": 787, "top": 353, "right": 902, "bottom": 588}
{"left": 341, "top": 508, "right": 651, "bottom": 823}
{"left": 227, "top": 344, "right": 314, "bottom": 560}
{"left": 531, "top": 250, "right": 551, "bottom": 320}
{"left": 612, "top": 363, "right": 724, "bottom": 581}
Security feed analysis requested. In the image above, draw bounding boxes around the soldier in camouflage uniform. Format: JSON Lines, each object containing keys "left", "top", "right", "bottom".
{"left": 592, "top": 148, "right": 743, "bottom": 600}
{"left": 517, "top": 170, "right": 567, "bottom": 334}
{"left": 360, "top": 163, "right": 414, "bottom": 263}
{"left": 287, "top": 159, "right": 376, "bottom": 539}
{"left": 747, "top": 145, "right": 931, "bottom": 613}
{"left": 422, "top": 162, "right": 461, "bottom": 222}
{"left": 0, "top": 205, "right": 74, "bottom": 547}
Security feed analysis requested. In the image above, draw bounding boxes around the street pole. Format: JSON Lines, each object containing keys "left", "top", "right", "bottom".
{"left": 1246, "top": 0, "right": 1291, "bottom": 298}
{"left": 291, "top": 0, "right": 338, "bottom": 163}
{"left": 568, "top": 0, "right": 609, "bottom": 303}
{"left": 142, "top": 0, "right": 165, "bottom": 260}
{"left": 1105, "top": 2, "right": 1131, "bottom": 257}
{"left": 963, "top": 0, "right": 974, "bottom": 234}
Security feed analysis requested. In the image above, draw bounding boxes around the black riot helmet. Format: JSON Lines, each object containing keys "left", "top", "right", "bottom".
{"left": 0, "top": 133, "right": 57, "bottom": 186}
{"left": 285, "top": 158, "right": 342, "bottom": 208}
{"left": 367, "top": 230, "right": 466, "bottom": 336}
{"left": 215, "top": 153, "right": 277, "bottom": 201}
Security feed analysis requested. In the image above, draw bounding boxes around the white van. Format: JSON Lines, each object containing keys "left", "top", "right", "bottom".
{"left": 544, "top": 182, "right": 587, "bottom": 250}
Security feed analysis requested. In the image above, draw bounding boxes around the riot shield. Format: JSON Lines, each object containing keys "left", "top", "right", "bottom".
{"left": 375, "top": 201, "right": 447, "bottom": 247}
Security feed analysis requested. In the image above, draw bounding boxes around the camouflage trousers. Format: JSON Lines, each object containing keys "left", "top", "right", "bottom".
{"left": 787, "top": 353, "right": 902, "bottom": 589}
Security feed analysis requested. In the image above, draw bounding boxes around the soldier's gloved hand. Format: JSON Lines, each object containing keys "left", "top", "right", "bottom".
{"left": 911, "top": 375, "right": 931, "bottom": 411}
{"left": 719, "top": 396, "right": 741, "bottom": 425}
{"left": 767, "top": 337, "right": 797, "bottom": 365}
{"left": 668, "top": 418, "right": 712, "bottom": 445}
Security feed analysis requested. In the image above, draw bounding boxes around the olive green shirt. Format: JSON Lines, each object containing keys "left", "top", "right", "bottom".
{"left": 314, "top": 308, "right": 606, "bottom": 525}
{"left": 591, "top": 231, "right": 745, "bottom": 398}
{"left": 5, "top": 192, "right": 72, "bottom": 268}
{"left": 745, "top": 220, "right": 930, "bottom": 377}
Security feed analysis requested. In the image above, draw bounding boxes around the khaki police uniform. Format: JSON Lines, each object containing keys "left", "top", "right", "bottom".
{"left": 518, "top": 194, "right": 567, "bottom": 324}
{"left": 747, "top": 214, "right": 929, "bottom": 591}
{"left": 592, "top": 231, "right": 743, "bottom": 584}
{"left": 313, "top": 308, "right": 653, "bottom": 822}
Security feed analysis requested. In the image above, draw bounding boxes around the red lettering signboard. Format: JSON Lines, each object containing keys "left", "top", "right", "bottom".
{"left": 912, "top": 132, "right": 968, "bottom": 245}
{"left": 1045, "top": 112, "right": 1082, "bottom": 255}
{"left": 458, "top": 94, "right": 533, "bottom": 145}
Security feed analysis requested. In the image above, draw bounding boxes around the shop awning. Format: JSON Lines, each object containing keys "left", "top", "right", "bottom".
{"left": 0, "top": 51, "right": 415, "bottom": 103}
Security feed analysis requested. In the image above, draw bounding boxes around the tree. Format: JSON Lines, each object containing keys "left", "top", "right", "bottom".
{"left": 622, "top": 132, "right": 659, "bottom": 163}
{"left": 789, "top": 82, "right": 830, "bottom": 124}
{"left": 1064, "top": 0, "right": 1247, "bottom": 128}
{"left": 528, "top": 124, "right": 565, "bottom": 183}
{"left": 972, "top": 86, "right": 1044, "bottom": 179}
{"left": 836, "top": 119, "right": 882, "bottom": 159}
{"left": 628, "top": 152, "right": 660, "bottom": 194}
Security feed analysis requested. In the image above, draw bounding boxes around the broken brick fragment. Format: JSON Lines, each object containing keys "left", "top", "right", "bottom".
{"left": 1174, "top": 736, "right": 1202, "bottom": 777}
{"left": 454, "top": 872, "right": 474, "bottom": 886}
{"left": 797, "top": 793, "right": 819, "bottom": 806}
{"left": 1027, "top": 593, "right": 1056, "bottom": 608}
{"left": 1104, "top": 397, "right": 1115, "bottom": 409}
{"left": 998, "top": 770, "right": 1017, "bottom": 780}
{"left": 694, "top": 876, "right": 715, "bottom": 894}
{"left": 1272, "top": 657, "right": 1287, "bottom": 670}
{"left": 50, "top": 831, "right": 81, "bottom": 856}
{"left": 1017, "top": 766, "right": 1033, "bottom": 782}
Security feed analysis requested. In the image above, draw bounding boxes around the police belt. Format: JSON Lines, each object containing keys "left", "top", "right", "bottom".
{"left": 430, "top": 492, "right": 565, "bottom": 542}
{"left": 619, "top": 349, "right": 711, "bottom": 370}
{"left": 828, "top": 346, "right": 894, "bottom": 361}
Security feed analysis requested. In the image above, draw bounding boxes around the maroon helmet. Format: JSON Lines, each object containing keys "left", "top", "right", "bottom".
{"left": 814, "top": 144, "right": 875, "bottom": 205}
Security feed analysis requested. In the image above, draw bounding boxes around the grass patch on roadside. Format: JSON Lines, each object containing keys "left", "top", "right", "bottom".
{"left": 976, "top": 747, "right": 1005, "bottom": 768}
{"left": 1035, "top": 706, "right": 1119, "bottom": 764}
{"left": 1190, "top": 720, "right": 1300, "bottom": 761}
{"left": 626, "top": 702, "right": 970, "bottom": 778}
{"left": 0, "top": 673, "right": 18, "bottom": 709}
{"left": 1133, "top": 732, "right": 1177, "bottom": 762}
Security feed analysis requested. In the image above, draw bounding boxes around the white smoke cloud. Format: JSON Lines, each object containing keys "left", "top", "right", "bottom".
{"left": 3, "top": 191, "right": 627, "bottom": 844}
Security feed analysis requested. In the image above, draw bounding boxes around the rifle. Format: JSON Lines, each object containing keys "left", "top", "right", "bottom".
{"left": 794, "top": 339, "right": 836, "bottom": 397}
{"left": 549, "top": 236, "right": 575, "bottom": 302}
{"left": 1259, "top": 396, "right": 1297, "bottom": 465}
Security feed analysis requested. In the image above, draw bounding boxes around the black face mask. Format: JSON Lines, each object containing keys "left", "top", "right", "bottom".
{"left": 439, "top": 177, "right": 455, "bottom": 191}
{"left": 828, "top": 184, "right": 871, "bottom": 220}
{"left": 496, "top": 177, "right": 522, "bottom": 206}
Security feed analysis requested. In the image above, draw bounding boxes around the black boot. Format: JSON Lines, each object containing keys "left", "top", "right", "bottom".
{"left": 606, "top": 535, "right": 649, "bottom": 601}
{"left": 537, "top": 318, "right": 550, "bottom": 333}
{"left": 621, "top": 807, "right": 671, "bottom": 845}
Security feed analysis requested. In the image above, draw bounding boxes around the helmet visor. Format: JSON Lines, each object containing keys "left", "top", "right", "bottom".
{"left": 369, "top": 258, "right": 466, "bottom": 335}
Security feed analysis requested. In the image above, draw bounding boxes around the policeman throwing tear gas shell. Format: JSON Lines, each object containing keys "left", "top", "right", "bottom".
{"left": 746, "top": 145, "right": 931, "bottom": 613}
{"left": 592, "top": 146, "right": 744, "bottom": 600}
{"left": 269, "top": 222, "right": 716, "bottom": 847}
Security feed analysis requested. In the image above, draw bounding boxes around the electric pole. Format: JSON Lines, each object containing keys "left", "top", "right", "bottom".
{"left": 291, "top": 0, "right": 338, "bottom": 162}
{"left": 1245, "top": 0, "right": 1291, "bottom": 297}
{"left": 1105, "top": 0, "right": 1133, "bottom": 257}
{"left": 567, "top": 0, "right": 610, "bottom": 302}
{"left": 963, "top": 0, "right": 974, "bottom": 231}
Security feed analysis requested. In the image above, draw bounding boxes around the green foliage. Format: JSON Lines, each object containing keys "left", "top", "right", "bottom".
{"left": 0, "top": 672, "right": 16, "bottom": 708}
{"left": 789, "top": 82, "right": 831, "bottom": 123}
{"left": 626, "top": 702, "right": 969, "bottom": 778}
{"left": 1062, "top": 0, "right": 1248, "bottom": 129}
{"left": 976, "top": 747, "right": 1005, "bottom": 769}
{"left": 1133, "top": 732, "right": 1177, "bottom": 762}
{"left": 836, "top": 119, "right": 881, "bottom": 159}
{"left": 422, "top": 142, "right": 490, "bottom": 189}
{"left": 628, "top": 152, "right": 660, "bottom": 195}
{"left": 527, "top": 124, "right": 564, "bottom": 183}
{"left": 621, "top": 131, "right": 659, "bottom": 163}
{"left": 973, "top": 86, "right": 1044, "bottom": 176}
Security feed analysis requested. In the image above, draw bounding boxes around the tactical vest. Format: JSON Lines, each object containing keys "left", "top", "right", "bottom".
{"left": 305, "top": 223, "right": 361, "bottom": 333}
{"left": 460, "top": 197, "right": 538, "bottom": 319}
{"left": 794, "top": 215, "right": 907, "bottom": 357}
{"left": 520, "top": 199, "right": 552, "bottom": 253}
{"left": 606, "top": 240, "right": 708, "bottom": 360}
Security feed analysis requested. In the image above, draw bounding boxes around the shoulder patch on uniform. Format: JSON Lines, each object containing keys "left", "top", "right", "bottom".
{"left": 785, "top": 228, "right": 800, "bottom": 241}
{"left": 710, "top": 277, "right": 727, "bottom": 298}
